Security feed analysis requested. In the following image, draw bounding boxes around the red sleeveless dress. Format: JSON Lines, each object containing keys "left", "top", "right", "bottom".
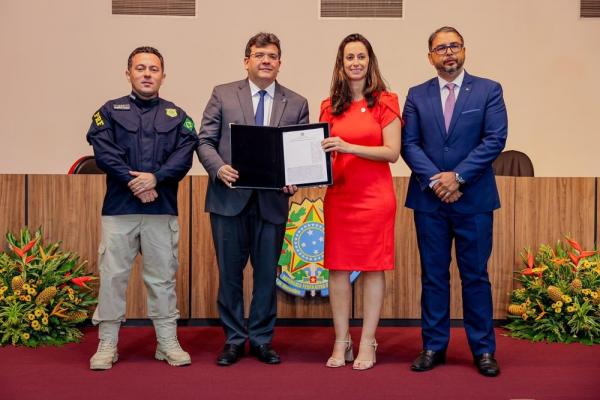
{"left": 320, "top": 92, "right": 401, "bottom": 271}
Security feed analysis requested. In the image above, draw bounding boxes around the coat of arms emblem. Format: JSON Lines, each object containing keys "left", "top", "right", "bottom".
{"left": 277, "top": 198, "right": 360, "bottom": 297}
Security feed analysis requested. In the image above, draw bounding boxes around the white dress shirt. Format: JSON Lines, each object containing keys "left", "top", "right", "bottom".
{"left": 249, "top": 79, "right": 275, "bottom": 126}
{"left": 438, "top": 70, "right": 465, "bottom": 112}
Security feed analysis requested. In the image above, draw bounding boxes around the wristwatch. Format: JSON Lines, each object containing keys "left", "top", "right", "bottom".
{"left": 455, "top": 173, "right": 465, "bottom": 185}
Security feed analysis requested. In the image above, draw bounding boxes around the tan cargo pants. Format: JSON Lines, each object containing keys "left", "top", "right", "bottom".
{"left": 92, "top": 214, "right": 180, "bottom": 341}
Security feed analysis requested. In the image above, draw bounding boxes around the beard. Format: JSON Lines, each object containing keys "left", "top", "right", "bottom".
{"left": 436, "top": 57, "right": 464, "bottom": 75}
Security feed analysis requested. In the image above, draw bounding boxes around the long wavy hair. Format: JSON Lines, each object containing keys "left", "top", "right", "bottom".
{"left": 329, "top": 34, "right": 387, "bottom": 115}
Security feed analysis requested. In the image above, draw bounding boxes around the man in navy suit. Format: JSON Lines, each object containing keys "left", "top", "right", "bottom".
{"left": 401, "top": 26, "right": 507, "bottom": 377}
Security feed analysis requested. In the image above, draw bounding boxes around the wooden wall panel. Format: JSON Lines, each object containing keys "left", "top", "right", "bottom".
{"left": 448, "top": 176, "right": 515, "bottom": 319}
{"left": 190, "top": 176, "right": 217, "bottom": 317}
{"left": 28, "top": 175, "right": 105, "bottom": 273}
{"left": 0, "top": 175, "right": 26, "bottom": 241}
{"left": 4, "top": 174, "right": 594, "bottom": 322}
{"left": 354, "top": 177, "right": 422, "bottom": 319}
{"left": 27, "top": 175, "right": 190, "bottom": 319}
{"left": 515, "top": 178, "right": 595, "bottom": 260}
{"left": 489, "top": 176, "right": 516, "bottom": 318}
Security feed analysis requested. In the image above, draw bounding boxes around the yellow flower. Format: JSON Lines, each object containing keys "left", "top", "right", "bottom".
{"left": 31, "top": 320, "right": 40, "bottom": 329}
{"left": 27, "top": 288, "right": 36, "bottom": 296}
{"left": 68, "top": 294, "right": 75, "bottom": 301}
{"left": 67, "top": 288, "right": 74, "bottom": 295}
{"left": 14, "top": 290, "right": 21, "bottom": 296}
{"left": 27, "top": 313, "right": 35, "bottom": 320}
{"left": 555, "top": 301, "right": 563, "bottom": 308}
{"left": 584, "top": 297, "right": 590, "bottom": 302}
{"left": 34, "top": 309, "right": 43, "bottom": 317}
{"left": 19, "top": 295, "right": 27, "bottom": 301}
{"left": 22, "top": 333, "right": 30, "bottom": 340}
{"left": 551, "top": 303, "right": 557, "bottom": 309}
{"left": 567, "top": 306, "right": 576, "bottom": 312}
{"left": 22, "top": 283, "right": 30, "bottom": 290}
{"left": 582, "top": 289, "right": 591, "bottom": 295}
{"left": 591, "top": 292, "right": 598, "bottom": 299}
{"left": 24, "top": 295, "right": 31, "bottom": 302}
{"left": 555, "top": 308, "right": 562, "bottom": 313}
{"left": 42, "top": 317, "right": 48, "bottom": 325}
{"left": 521, "top": 313, "right": 528, "bottom": 321}
{"left": 564, "top": 296, "right": 572, "bottom": 304}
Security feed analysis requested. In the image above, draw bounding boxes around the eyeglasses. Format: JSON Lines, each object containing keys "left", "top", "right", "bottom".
{"left": 249, "top": 52, "right": 280, "bottom": 61}
{"left": 430, "top": 43, "right": 464, "bottom": 56}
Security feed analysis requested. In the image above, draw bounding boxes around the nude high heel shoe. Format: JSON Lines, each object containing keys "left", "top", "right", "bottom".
{"left": 326, "top": 336, "right": 354, "bottom": 368}
{"left": 352, "top": 340, "right": 377, "bottom": 370}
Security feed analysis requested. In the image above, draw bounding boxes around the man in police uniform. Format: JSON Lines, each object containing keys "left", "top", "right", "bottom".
{"left": 86, "top": 46, "right": 198, "bottom": 370}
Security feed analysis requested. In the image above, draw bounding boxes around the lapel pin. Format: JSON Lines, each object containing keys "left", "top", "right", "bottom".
{"left": 361, "top": 107, "right": 366, "bottom": 113}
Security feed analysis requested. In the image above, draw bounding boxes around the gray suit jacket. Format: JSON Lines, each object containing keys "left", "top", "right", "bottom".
{"left": 197, "top": 79, "right": 310, "bottom": 224}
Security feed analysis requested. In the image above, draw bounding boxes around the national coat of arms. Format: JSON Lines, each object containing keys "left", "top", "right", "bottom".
{"left": 277, "top": 198, "right": 360, "bottom": 297}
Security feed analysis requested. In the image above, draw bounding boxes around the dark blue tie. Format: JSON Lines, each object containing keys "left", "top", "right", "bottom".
{"left": 255, "top": 90, "right": 267, "bottom": 126}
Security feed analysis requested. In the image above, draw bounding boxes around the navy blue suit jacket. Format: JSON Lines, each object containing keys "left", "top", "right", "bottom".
{"left": 401, "top": 71, "right": 508, "bottom": 214}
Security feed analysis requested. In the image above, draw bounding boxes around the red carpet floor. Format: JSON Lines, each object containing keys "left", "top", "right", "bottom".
{"left": 1, "top": 326, "right": 599, "bottom": 400}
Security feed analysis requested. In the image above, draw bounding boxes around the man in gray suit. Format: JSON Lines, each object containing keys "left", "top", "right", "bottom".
{"left": 197, "top": 32, "right": 309, "bottom": 366}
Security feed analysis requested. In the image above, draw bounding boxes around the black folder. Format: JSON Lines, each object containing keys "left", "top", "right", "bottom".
{"left": 230, "top": 122, "right": 332, "bottom": 189}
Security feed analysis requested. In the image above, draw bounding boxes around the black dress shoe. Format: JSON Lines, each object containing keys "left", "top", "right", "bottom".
{"left": 250, "top": 343, "right": 281, "bottom": 364}
{"left": 474, "top": 353, "right": 500, "bottom": 377}
{"left": 410, "top": 350, "right": 446, "bottom": 372}
{"left": 217, "top": 343, "right": 244, "bottom": 366}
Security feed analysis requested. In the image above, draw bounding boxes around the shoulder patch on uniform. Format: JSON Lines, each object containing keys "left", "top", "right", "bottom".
{"left": 166, "top": 108, "right": 178, "bottom": 118}
{"left": 113, "top": 103, "right": 131, "bottom": 110}
{"left": 183, "top": 117, "right": 195, "bottom": 132}
{"left": 93, "top": 111, "right": 105, "bottom": 127}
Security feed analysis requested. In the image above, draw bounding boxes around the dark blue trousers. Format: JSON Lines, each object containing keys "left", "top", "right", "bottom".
{"left": 414, "top": 209, "right": 496, "bottom": 356}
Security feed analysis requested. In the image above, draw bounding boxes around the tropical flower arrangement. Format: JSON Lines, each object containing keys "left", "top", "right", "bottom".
{"left": 505, "top": 237, "right": 600, "bottom": 345}
{"left": 0, "top": 228, "right": 97, "bottom": 347}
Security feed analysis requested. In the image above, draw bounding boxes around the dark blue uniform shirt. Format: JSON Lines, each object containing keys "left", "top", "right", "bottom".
{"left": 86, "top": 92, "right": 199, "bottom": 216}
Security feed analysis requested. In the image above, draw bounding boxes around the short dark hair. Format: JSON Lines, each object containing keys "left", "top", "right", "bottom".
{"left": 428, "top": 26, "right": 464, "bottom": 51}
{"left": 244, "top": 32, "right": 281, "bottom": 58}
{"left": 127, "top": 46, "right": 164, "bottom": 70}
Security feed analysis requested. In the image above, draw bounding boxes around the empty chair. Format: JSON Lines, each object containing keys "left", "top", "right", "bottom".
{"left": 68, "top": 156, "right": 105, "bottom": 174}
{"left": 492, "top": 150, "right": 534, "bottom": 177}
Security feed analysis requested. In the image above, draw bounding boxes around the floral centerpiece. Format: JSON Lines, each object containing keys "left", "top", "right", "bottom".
{"left": 0, "top": 228, "right": 97, "bottom": 347}
{"left": 505, "top": 237, "right": 600, "bottom": 344}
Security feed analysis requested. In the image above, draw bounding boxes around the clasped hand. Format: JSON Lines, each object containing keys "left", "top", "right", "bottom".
{"left": 218, "top": 164, "right": 298, "bottom": 194}
{"left": 128, "top": 171, "right": 158, "bottom": 204}
{"left": 430, "top": 171, "right": 462, "bottom": 204}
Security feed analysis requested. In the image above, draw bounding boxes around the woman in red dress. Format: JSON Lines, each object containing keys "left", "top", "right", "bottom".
{"left": 320, "top": 34, "right": 402, "bottom": 370}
